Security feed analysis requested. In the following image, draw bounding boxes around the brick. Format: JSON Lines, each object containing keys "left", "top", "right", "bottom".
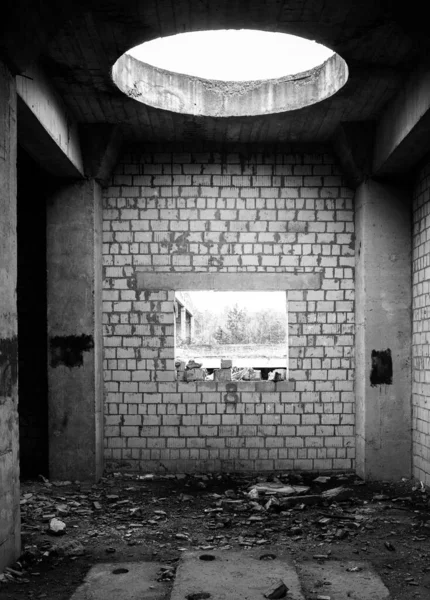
{"left": 104, "top": 151, "right": 356, "bottom": 471}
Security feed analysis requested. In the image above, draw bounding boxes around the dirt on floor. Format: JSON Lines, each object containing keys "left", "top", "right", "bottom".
{"left": 1, "top": 471, "right": 429, "bottom": 600}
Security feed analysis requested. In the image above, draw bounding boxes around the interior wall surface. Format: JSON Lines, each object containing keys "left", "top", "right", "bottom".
{"left": 17, "top": 147, "right": 48, "bottom": 479}
{"left": 102, "top": 146, "right": 355, "bottom": 473}
{"left": 413, "top": 159, "right": 430, "bottom": 486}
{"left": 0, "top": 60, "right": 20, "bottom": 570}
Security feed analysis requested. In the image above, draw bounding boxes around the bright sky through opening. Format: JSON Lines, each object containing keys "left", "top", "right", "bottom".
{"left": 182, "top": 291, "right": 286, "bottom": 314}
{"left": 128, "top": 30, "right": 334, "bottom": 81}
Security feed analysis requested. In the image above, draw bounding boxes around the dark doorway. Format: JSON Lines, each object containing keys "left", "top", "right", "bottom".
{"left": 17, "top": 147, "right": 49, "bottom": 478}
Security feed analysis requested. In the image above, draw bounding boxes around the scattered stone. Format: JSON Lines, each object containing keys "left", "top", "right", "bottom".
{"left": 184, "top": 368, "right": 206, "bottom": 382}
{"left": 48, "top": 518, "right": 66, "bottom": 536}
{"left": 221, "top": 359, "right": 232, "bottom": 368}
{"left": 186, "top": 360, "right": 203, "bottom": 369}
{"left": 384, "top": 541, "right": 395, "bottom": 551}
{"left": 52, "top": 540, "right": 85, "bottom": 556}
{"left": 55, "top": 504, "right": 69, "bottom": 516}
{"left": 157, "top": 566, "right": 176, "bottom": 581}
{"left": 321, "top": 487, "right": 353, "bottom": 502}
{"left": 5, "top": 566, "right": 24, "bottom": 577}
{"left": 175, "top": 360, "right": 186, "bottom": 373}
{"left": 264, "top": 579, "right": 288, "bottom": 599}
{"left": 314, "top": 476, "right": 331, "bottom": 484}
{"left": 335, "top": 528, "right": 348, "bottom": 539}
{"left": 247, "top": 483, "right": 310, "bottom": 497}
{"left": 232, "top": 367, "right": 261, "bottom": 381}
{"left": 267, "top": 369, "right": 286, "bottom": 382}
{"left": 106, "top": 494, "right": 119, "bottom": 501}
{"left": 214, "top": 368, "right": 232, "bottom": 382}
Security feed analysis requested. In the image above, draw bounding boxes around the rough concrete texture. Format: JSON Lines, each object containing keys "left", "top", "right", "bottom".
{"left": 172, "top": 551, "right": 390, "bottom": 600}
{"left": 297, "top": 560, "right": 390, "bottom": 599}
{"left": 136, "top": 272, "right": 321, "bottom": 291}
{"left": 113, "top": 52, "right": 348, "bottom": 117}
{"left": 47, "top": 179, "right": 103, "bottom": 481}
{"left": 171, "top": 550, "right": 305, "bottom": 600}
{"left": 0, "top": 60, "right": 20, "bottom": 571}
{"left": 373, "top": 64, "right": 430, "bottom": 177}
{"left": 16, "top": 62, "right": 84, "bottom": 177}
{"left": 355, "top": 179, "right": 412, "bottom": 480}
{"left": 69, "top": 562, "right": 167, "bottom": 600}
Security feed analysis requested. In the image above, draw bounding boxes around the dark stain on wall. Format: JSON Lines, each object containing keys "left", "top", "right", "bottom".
{"left": 370, "top": 349, "right": 393, "bottom": 386}
{"left": 50, "top": 334, "right": 94, "bottom": 368}
{"left": 0, "top": 336, "right": 18, "bottom": 399}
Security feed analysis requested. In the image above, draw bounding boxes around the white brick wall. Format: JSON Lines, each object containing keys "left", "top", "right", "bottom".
{"left": 102, "top": 147, "right": 355, "bottom": 473}
{"left": 413, "top": 160, "right": 430, "bottom": 486}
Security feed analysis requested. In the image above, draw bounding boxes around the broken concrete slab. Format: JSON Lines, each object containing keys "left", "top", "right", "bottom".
{"left": 69, "top": 562, "right": 167, "bottom": 600}
{"left": 247, "top": 483, "right": 310, "bottom": 497}
{"left": 297, "top": 560, "right": 390, "bottom": 600}
{"left": 170, "top": 550, "right": 305, "bottom": 600}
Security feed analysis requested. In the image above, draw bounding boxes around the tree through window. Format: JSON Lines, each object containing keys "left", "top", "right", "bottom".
{"left": 174, "top": 291, "right": 288, "bottom": 382}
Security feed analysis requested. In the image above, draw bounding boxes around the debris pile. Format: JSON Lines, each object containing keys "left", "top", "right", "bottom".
{"left": 176, "top": 357, "right": 287, "bottom": 382}
{"left": 176, "top": 360, "right": 207, "bottom": 381}
{"left": 2, "top": 471, "right": 429, "bottom": 599}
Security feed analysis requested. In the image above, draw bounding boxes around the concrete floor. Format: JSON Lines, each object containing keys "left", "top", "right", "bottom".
{"left": 69, "top": 562, "right": 168, "bottom": 600}
{"left": 71, "top": 551, "right": 390, "bottom": 600}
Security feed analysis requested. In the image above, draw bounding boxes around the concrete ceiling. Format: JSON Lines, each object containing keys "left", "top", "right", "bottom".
{"left": 1, "top": 0, "right": 428, "bottom": 146}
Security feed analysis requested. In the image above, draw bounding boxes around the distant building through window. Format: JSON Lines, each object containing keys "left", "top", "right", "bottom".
{"left": 174, "top": 291, "right": 288, "bottom": 382}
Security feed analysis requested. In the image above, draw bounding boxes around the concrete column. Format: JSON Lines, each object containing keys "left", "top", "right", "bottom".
{"left": 0, "top": 61, "right": 20, "bottom": 570}
{"left": 47, "top": 179, "right": 103, "bottom": 481}
{"left": 180, "top": 306, "right": 186, "bottom": 341}
{"left": 190, "top": 314, "right": 195, "bottom": 342}
{"left": 355, "top": 179, "right": 412, "bottom": 480}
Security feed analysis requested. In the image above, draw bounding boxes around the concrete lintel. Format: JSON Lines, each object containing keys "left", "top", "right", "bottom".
{"left": 80, "top": 124, "right": 123, "bottom": 187}
{"left": 16, "top": 63, "right": 84, "bottom": 178}
{"left": 332, "top": 121, "right": 375, "bottom": 188}
{"left": 136, "top": 271, "right": 322, "bottom": 291}
{"left": 373, "top": 63, "right": 430, "bottom": 177}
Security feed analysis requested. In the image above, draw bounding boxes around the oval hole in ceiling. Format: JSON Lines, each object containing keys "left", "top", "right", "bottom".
{"left": 112, "top": 30, "right": 348, "bottom": 117}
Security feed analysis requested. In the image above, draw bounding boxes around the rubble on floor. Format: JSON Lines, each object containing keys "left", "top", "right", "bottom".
{"left": 2, "top": 472, "right": 430, "bottom": 600}
{"left": 175, "top": 358, "right": 287, "bottom": 382}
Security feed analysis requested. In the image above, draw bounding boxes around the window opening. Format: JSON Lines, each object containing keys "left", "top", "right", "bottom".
{"left": 174, "top": 291, "right": 288, "bottom": 382}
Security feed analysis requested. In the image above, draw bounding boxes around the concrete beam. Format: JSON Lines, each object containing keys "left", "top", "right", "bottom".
{"left": 16, "top": 63, "right": 84, "bottom": 178}
{"left": 0, "top": 60, "right": 20, "bottom": 571}
{"left": 136, "top": 271, "right": 322, "bottom": 291}
{"left": 80, "top": 124, "right": 123, "bottom": 187}
{"left": 332, "top": 122, "right": 374, "bottom": 188}
{"left": 373, "top": 64, "right": 430, "bottom": 177}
